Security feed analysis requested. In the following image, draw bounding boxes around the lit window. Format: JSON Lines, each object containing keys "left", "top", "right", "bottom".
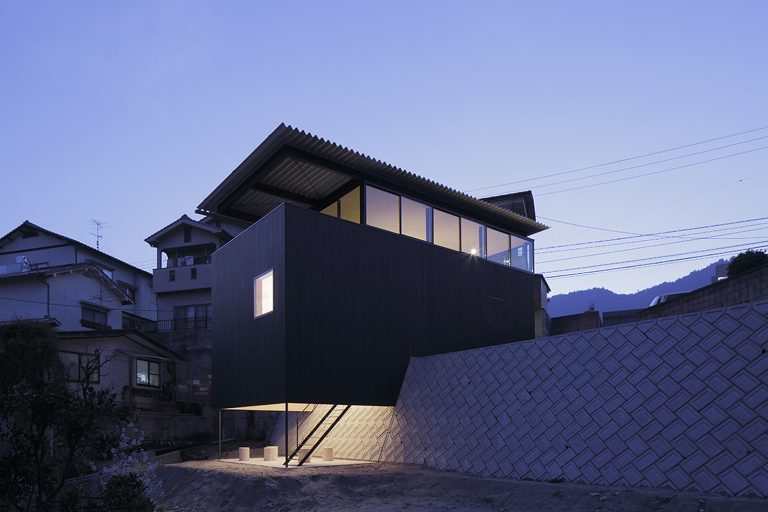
{"left": 254, "top": 270, "right": 274, "bottom": 318}
{"left": 401, "top": 197, "right": 431, "bottom": 241}
{"left": 136, "top": 358, "right": 160, "bottom": 387}
{"left": 365, "top": 186, "right": 400, "bottom": 234}
{"left": 486, "top": 227, "right": 510, "bottom": 265}
{"left": 461, "top": 218, "right": 485, "bottom": 257}
{"left": 320, "top": 202, "right": 338, "bottom": 217}
{"left": 433, "top": 209, "right": 460, "bottom": 251}
{"left": 339, "top": 187, "right": 361, "bottom": 223}
{"left": 511, "top": 237, "right": 533, "bottom": 271}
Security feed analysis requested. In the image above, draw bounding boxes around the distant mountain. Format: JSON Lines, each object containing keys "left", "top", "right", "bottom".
{"left": 547, "top": 259, "right": 729, "bottom": 317}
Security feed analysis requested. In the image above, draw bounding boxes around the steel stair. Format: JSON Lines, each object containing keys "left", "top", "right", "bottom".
{"left": 286, "top": 404, "right": 351, "bottom": 466}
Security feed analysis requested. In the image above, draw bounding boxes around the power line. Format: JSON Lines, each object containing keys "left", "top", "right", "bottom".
{"left": 544, "top": 241, "right": 766, "bottom": 274}
{"left": 537, "top": 145, "right": 768, "bottom": 197}
{"left": 465, "top": 124, "right": 768, "bottom": 194}
{"left": 527, "top": 134, "right": 768, "bottom": 191}
{"left": 536, "top": 224, "right": 768, "bottom": 264}
{"left": 546, "top": 245, "right": 767, "bottom": 279}
{"left": 0, "top": 295, "right": 171, "bottom": 313}
{"left": 537, "top": 216, "right": 768, "bottom": 251}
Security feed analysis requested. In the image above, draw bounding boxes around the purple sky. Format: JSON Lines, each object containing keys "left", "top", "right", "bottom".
{"left": 2, "top": 1, "right": 766, "bottom": 295}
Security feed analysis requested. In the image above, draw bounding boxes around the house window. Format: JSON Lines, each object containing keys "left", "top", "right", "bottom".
{"left": 401, "top": 197, "right": 431, "bottom": 242}
{"left": 511, "top": 236, "right": 533, "bottom": 271}
{"left": 173, "top": 304, "right": 211, "bottom": 330}
{"left": 60, "top": 351, "right": 100, "bottom": 383}
{"left": 433, "top": 209, "right": 460, "bottom": 251}
{"left": 320, "top": 202, "right": 338, "bottom": 217}
{"left": 338, "top": 187, "right": 361, "bottom": 223}
{"left": 254, "top": 270, "right": 274, "bottom": 318}
{"left": 486, "top": 227, "right": 510, "bottom": 266}
{"left": 136, "top": 358, "right": 161, "bottom": 387}
{"left": 169, "top": 270, "right": 175, "bottom": 282}
{"left": 190, "top": 267, "right": 197, "bottom": 280}
{"left": 81, "top": 304, "right": 109, "bottom": 330}
{"left": 365, "top": 186, "right": 400, "bottom": 234}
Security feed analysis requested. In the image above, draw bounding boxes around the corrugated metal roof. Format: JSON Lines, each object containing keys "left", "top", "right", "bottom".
{"left": 197, "top": 124, "right": 548, "bottom": 236}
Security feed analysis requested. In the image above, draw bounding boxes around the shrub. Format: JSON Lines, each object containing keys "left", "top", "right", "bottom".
{"left": 101, "top": 473, "right": 155, "bottom": 512}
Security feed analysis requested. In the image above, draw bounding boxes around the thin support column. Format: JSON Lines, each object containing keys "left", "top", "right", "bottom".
{"left": 284, "top": 401, "right": 289, "bottom": 467}
{"left": 218, "top": 409, "right": 222, "bottom": 460}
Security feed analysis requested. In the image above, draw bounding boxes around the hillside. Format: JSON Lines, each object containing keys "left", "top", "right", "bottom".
{"left": 547, "top": 260, "right": 728, "bottom": 317}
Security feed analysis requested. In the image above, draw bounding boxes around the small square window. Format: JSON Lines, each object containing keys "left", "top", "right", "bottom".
{"left": 169, "top": 270, "right": 176, "bottom": 282}
{"left": 191, "top": 267, "right": 197, "bottom": 280}
{"left": 254, "top": 270, "right": 274, "bottom": 318}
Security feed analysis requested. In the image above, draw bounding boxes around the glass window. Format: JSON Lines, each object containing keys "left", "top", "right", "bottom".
{"left": 511, "top": 236, "right": 533, "bottom": 271}
{"left": 254, "top": 270, "right": 274, "bottom": 318}
{"left": 60, "top": 351, "right": 80, "bottom": 381}
{"left": 433, "top": 209, "right": 460, "bottom": 250}
{"left": 339, "top": 187, "right": 361, "bottom": 224}
{"left": 365, "top": 186, "right": 400, "bottom": 234}
{"left": 320, "top": 202, "right": 338, "bottom": 217}
{"left": 136, "top": 358, "right": 160, "bottom": 387}
{"left": 486, "top": 227, "right": 510, "bottom": 266}
{"left": 81, "top": 305, "right": 108, "bottom": 329}
{"left": 461, "top": 218, "right": 485, "bottom": 257}
{"left": 401, "top": 197, "right": 431, "bottom": 241}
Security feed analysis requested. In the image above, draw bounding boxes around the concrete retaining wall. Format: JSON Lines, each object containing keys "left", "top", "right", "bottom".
{"left": 273, "top": 300, "right": 768, "bottom": 497}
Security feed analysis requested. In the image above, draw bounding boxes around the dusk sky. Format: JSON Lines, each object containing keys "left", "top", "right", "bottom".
{"left": 1, "top": 1, "right": 766, "bottom": 296}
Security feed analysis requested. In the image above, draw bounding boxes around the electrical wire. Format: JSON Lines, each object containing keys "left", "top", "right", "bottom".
{"left": 465, "top": 124, "right": 768, "bottom": 193}
{"left": 536, "top": 224, "right": 768, "bottom": 264}
{"left": 537, "top": 145, "right": 768, "bottom": 197}
{"left": 546, "top": 245, "right": 768, "bottom": 279}
{"left": 520, "top": 134, "right": 768, "bottom": 191}
{"left": 544, "top": 241, "right": 767, "bottom": 274}
{"left": 537, "top": 216, "right": 768, "bottom": 251}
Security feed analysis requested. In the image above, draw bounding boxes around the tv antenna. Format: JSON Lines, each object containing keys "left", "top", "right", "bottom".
{"left": 90, "top": 219, "right": 107, "bottom": 251}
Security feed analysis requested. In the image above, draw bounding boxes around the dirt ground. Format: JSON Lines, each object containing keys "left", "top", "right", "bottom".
{"left": 157, "top": 460, "right": 767, "bottom": 512}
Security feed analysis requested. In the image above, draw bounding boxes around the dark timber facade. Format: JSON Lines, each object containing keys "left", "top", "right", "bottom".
{"left": 204, "top": 124, "right": 549, "bottom": 409}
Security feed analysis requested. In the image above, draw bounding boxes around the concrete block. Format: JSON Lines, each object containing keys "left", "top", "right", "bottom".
{"left": 263, "top": 445, "right": 278, "bottom": 461}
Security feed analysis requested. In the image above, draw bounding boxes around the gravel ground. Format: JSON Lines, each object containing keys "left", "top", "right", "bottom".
{"left": 156, "top": 460, "right": 767, "bottom": 512}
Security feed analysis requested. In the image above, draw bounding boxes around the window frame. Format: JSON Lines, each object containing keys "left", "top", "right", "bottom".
{"left": 80, "top": 303, "right": 110, "bottom": 330}
{"left": 60, "top": 350, "right": 100, "bottom": 384}
{"left": 253, "top": 269, "right": 275, "bottom": 319}
{"left": 135, "top": 358, "right": 161, "bottom": 388}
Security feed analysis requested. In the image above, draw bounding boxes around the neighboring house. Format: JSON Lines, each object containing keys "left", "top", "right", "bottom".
{"left": 0, "top": 222, "right": 212, "bottom": 442}
{"left": 200, "top": 124, "right": 549, "bottom": 417}
{"left": 144, "top": 214, "right": 246, "bottom": 365}
{"left": 0, "top": 221, "right": 155, "bottom": 330}
{"left": 58, "top": 329, "right": 213, "bottom": 442}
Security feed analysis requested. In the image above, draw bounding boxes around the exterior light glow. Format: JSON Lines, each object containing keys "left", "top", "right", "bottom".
{"left": 470, "top": 248, "right": 478, "bottom": 256}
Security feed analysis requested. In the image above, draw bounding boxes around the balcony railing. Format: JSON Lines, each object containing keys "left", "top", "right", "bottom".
{"left": 128, "top": 317, "right": 213, "bottom": 333}
{"left": 164, "top": 255, "right": 211, "bottom": 268}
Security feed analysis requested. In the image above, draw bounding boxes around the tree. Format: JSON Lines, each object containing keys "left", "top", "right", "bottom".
{"left": 0, "top": 322, "right": 123, "bottom": 512}
{"left": 728, "top": 249, "right": 768, "bottom": 277}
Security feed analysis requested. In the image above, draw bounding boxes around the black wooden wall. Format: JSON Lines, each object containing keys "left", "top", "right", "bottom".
{"left": 213, "top": 204, "right": 536, "bottom": 408}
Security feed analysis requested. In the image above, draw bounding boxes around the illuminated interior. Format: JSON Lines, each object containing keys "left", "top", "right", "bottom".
{"left": 254, "top": 270, "right": 274, "bottom": 318}
{"left": 318, "top": 184, "right": 534, "bottom": 271}
{"left": 224, "top": 402, "right": 318, "bottom": 412}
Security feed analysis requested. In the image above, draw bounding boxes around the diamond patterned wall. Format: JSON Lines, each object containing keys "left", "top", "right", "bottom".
{"left": 273, "top": 301, "right": 768, "bottom": 497}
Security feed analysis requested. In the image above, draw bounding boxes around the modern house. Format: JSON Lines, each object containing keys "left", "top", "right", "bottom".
{"left": 203, "top": 125, "right": 549, "bottom": 425}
